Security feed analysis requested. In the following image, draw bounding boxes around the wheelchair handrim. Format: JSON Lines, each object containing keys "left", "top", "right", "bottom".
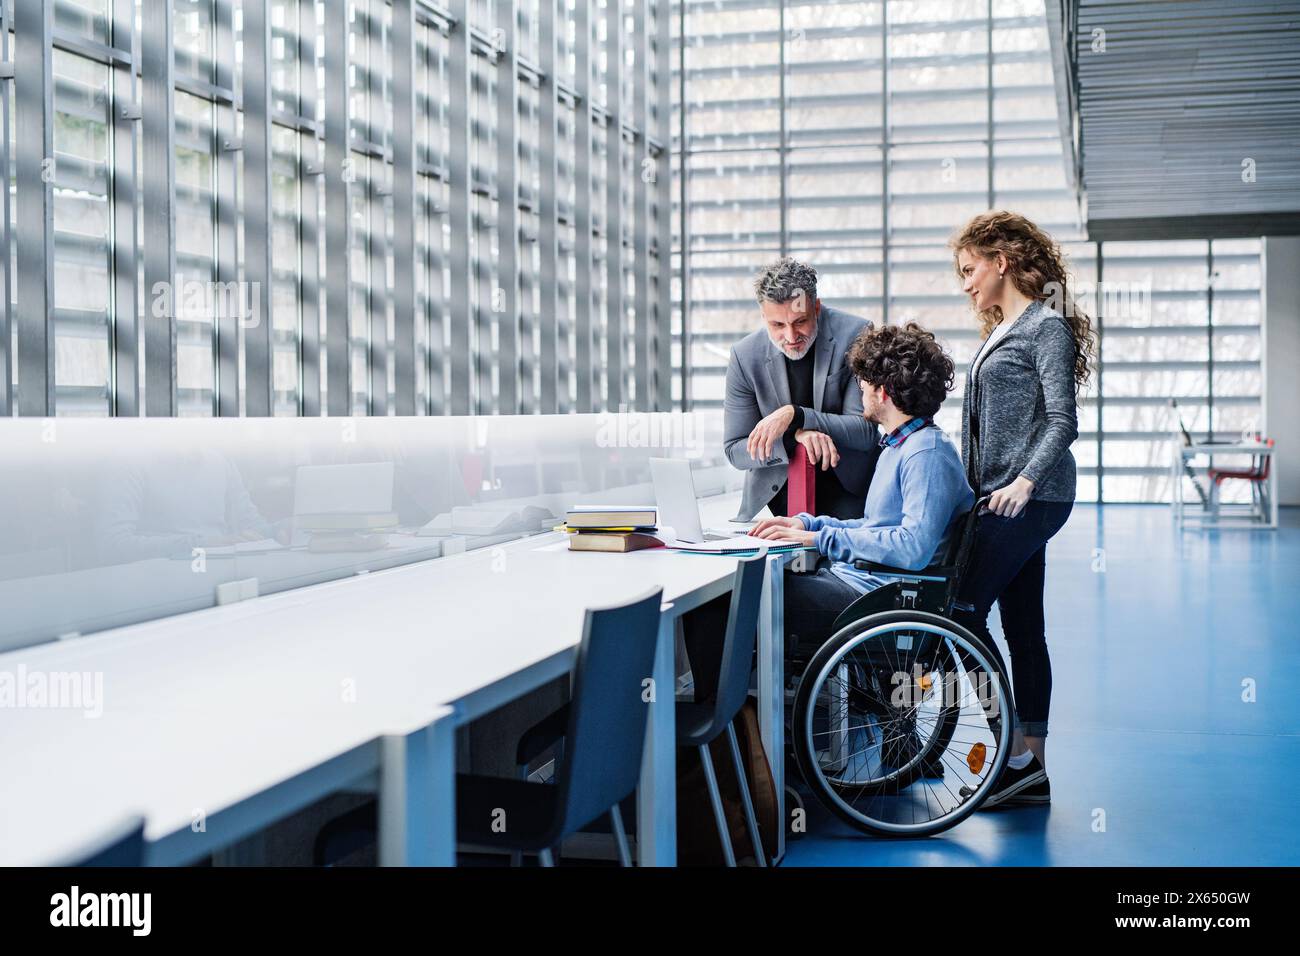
{"left": 800, "top": 617, "right": 1012, "bottom": 836}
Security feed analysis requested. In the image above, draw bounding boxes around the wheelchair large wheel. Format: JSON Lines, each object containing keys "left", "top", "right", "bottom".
{"left": 792, "top": 610, "right": 1012, "bottom": 837}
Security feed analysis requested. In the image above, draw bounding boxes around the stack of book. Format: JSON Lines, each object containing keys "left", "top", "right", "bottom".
{"left": 295, "top": 511, "right": 398, "bottom": 552}
{"left": 564, "top": 505, "right": 664, "bottom": 553}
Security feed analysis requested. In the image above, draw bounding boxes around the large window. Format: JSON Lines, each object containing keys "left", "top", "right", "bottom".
{"left": 672, "top": 0, "right": 1264, "bottom": 503}
{"left": 1098, "top": 238, "right": 1263, "bottom": 503}
{"left": 0, "top": 0, "right": 674, "bottom": 417}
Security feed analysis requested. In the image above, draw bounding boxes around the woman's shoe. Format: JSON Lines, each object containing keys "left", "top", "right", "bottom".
{"left": 1000, "top": 776, "right": 1050, "bottom": 806}
{"left": 959, "top": 753, "right": 1048, "bottom": 808}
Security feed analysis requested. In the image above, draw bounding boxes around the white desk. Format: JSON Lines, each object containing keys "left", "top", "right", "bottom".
{"left": 0, "top": 585, "right": 457, "bottom": 866}
{"left": 0, "top": 491, "right": 789, "bottom": 867}
{"left": 1171, "top": 441, "right": 1277, "bottom": 529}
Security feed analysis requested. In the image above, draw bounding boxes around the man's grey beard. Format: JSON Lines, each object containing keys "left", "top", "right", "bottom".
{"left": 771, "top": 322, "right": 818, "bottom": 360}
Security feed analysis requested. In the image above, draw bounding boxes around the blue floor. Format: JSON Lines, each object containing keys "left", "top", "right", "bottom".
{"left": 782, "top": 504, "right": 1300, "bottom": 866}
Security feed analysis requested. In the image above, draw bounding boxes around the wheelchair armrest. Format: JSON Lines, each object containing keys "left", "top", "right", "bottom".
{"left": 851, "top": 559, "right": 954, "bottom": 581}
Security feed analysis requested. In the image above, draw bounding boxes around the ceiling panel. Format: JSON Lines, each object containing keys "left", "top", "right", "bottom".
{"left": 1051, "top": 0, "right": 1300, "bottom": 239}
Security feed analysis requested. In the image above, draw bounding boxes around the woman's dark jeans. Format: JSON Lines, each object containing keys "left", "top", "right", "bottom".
{"left": 952, "top": 498, "right": 1073, "bottom": 738}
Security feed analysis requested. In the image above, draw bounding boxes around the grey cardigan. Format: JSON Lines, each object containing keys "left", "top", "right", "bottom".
{"left": 960, "top": 298, "right": 1080, "bottom": 502}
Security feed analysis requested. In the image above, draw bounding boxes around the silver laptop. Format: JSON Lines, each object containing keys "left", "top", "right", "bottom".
{"left": 649, "top": 458, "right": 753, "bottom": 544}
{"left": 293, "top": 462, "right": 395, "bottom": 517}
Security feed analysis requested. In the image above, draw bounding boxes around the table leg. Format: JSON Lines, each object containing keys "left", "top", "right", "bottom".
{"left": 1270, "top": 462, "right": 1279, "bottom": 529}
{"left": 1175, "top": 451, "right": 1188, "bottom": 528}
{"left": 1208, "top": 466, "right": 1220, "bottom": 522}
{"left": 758, "top": 553, "right": 786, "bottom": 861}
{"left": 379, "top": 710, "right": 456, "bottom": 866}
{"left": 637, "top": 610, "right": 677, "bottom": 866}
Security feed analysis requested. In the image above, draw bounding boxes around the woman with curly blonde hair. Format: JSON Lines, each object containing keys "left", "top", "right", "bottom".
{"left": 949, "top": 210, "right": 1094, "bottom": 808}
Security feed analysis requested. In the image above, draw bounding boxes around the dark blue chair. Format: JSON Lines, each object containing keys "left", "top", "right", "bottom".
{"left": 675, "top": 551, "right": 769, "bottom": 866}
{"left": 315, "top": 586, "right": 665, "bottom": 867}
{"left": 518, "top": 550, "right": 770, "bottom": 866}
{"left": 67, "top": 816, "right": 146, "bottom": 866}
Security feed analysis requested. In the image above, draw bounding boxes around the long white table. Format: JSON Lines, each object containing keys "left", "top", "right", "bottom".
{"left": 0, "top": 492, "right": 792, "bottom": 867}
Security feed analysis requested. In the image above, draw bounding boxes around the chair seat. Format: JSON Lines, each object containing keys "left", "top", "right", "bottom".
{"left": 1209, "top": 468, "right": 1265, "bottom": 483}
{"left": 456, "top": 774, "right": 560, "bottom": 852}
{"left": 312, "top": 776, "right": 573, "bottom": 863}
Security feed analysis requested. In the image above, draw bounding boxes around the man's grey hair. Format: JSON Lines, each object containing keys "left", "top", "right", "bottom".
{"left": 754, "top": 257, "right": 817, "bottom": 307}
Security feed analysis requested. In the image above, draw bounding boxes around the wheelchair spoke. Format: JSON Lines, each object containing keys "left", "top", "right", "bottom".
{"left": 810, "top": 720, "right": 880, "bottom": 740}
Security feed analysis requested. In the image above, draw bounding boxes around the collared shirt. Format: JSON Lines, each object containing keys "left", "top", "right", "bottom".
{"left": 879, "top": 416, "right": 934, "bottom": 449}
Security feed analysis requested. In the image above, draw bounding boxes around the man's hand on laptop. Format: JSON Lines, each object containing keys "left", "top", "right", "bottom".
{"left": 746, "top": 404, "right": 796, "bottom": 462}
{"left": 751, "top": 515, "right": 801, "bottom": 535}
{"left": 751, "top": 516, "right": 816, "bottom": 546}
{"left": 795, "top": 428, "right": 839, "bottom": 470}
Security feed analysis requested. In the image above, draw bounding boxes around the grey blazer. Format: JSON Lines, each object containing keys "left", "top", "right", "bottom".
{"left": 723, "top": 304, "right": 881, "bottom": 520}
{"left": 960, "top": 298, "right": 1080, "bottom": 502}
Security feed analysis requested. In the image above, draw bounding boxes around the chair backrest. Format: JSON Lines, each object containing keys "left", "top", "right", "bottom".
{"left": 934, "top": 514, "right": 967, "bottom": 567}
{"left": 899, "top": 495, "right": 989, "bottom": 575}
{"left": 703, "top": 550, "right": 769, "bottom": 739}
{"left": 949, "top": 495, "right": 992, "bottom": 588}
{"left": 553, "top": 587, "right": 664, "bottom": 838}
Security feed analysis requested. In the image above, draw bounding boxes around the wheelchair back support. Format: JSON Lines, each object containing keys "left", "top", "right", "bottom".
{"left": 830, "top": 496, "right": 991, "bottom": 631}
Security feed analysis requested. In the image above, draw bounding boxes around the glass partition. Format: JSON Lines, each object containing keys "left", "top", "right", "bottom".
{"left": 0, "top": 410, "right": 732, "bottom": 652}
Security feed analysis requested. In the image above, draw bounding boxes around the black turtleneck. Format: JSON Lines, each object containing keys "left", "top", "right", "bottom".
{"left": 770, "top": 340, "right": 859, "bottom": 518}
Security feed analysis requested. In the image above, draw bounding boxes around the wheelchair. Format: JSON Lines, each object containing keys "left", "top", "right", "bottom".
{"left": 786, "top": 496, "right": 1014, "bottom": 837}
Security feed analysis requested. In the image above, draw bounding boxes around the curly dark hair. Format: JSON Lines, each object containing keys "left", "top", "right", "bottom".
{"left": 846, "top": 322, "right": 955, "bottom": 419}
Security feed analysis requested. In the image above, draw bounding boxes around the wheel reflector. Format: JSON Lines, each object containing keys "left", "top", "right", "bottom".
{"left": 967, "top": 742, "right": 987, "bottom": 773}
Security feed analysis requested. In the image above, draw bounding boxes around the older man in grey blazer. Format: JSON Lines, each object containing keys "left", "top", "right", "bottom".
{"left": 724, "top": 258, "right": 881, "bottom": 520}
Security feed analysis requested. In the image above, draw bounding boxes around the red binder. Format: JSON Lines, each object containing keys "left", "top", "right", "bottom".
{"left": 787, "top": 444, "right": 816, "bottom": 516}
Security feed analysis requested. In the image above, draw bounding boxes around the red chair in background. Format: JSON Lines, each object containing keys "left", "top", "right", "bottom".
{"left": 1208, "top": 438, "right": 1274, "bottom": 522}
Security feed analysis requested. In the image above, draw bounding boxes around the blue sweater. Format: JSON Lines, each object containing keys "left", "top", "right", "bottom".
{"left": 797, "top": 425, "right": 975, "bottom": 593}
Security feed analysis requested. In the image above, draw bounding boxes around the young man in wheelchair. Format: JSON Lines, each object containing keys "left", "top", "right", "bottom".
{"left": 751, "top": 320, "right": 974, "bottom": 653}
{"left": 751, "top": 324, "right": 1029, "bottom": 831}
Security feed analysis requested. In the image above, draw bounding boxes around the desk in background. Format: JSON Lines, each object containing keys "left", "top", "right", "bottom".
{"left": 1171, "top": 440, "right": 1277, "bottom": 529}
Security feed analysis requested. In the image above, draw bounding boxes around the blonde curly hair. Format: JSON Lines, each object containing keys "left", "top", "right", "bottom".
{"left": 950, "top": 210, "right": 1095, "bottom": 391}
